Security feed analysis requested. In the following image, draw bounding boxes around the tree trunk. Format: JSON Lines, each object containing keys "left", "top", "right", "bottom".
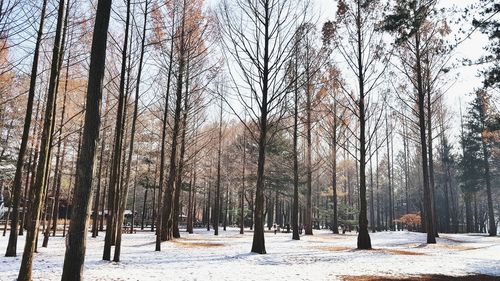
{"left": 206, "top": 181, "right": 211, "bottom": 231}
{"left": 478, "top": 96, "right": 496, "bottom": 236}
{"left": 5, "top": 0, "right": 48, "bottom": 258}
{"left": 415, "top": 30, "right": 436, "bottom": 244}
{"left": 160, "top": 1, "right": 186, "bottom": 243}
{"left": 186, "top": 173, "right": 196, "bottom": 234}
{"left": 103, "top": 0, "right": 131, "bottom": 260}
{"left": 173, "top": 65, "right": 190, "bottom": 239}
{"left": 375, "top": 133, "right": 380, "bottom": 231}
{"left": 18, "top": 0, "right": 67, "bottom": 278}
{"left": 60, "top": 0, "right": 112, "bottom": 278}
{"left": 332, "top": 105, "right": 339, "bottom": 235}
{"left": 113, "top": 0, "right": 141, "bottom": 261}
{"left": 369, "top": 148, "right": 375, "bottom": 233}
{"left": 92, "top": 129, "right": 106, "bottom": 237}
{"left": 141, "top": 183, "right": 148, "bottom": 230}
{"left": 385, "top": 111, "right": 393, "bottom": 231}
{"left": 214, "top": 94, "right": 223, "bottom": 236}
{"left": 305, "top": 55, "right": 313, "bottom": 236}
{"left": 402, "top": 116, "right": 410, "bottom": 215}
{"left": 240, "top": 135, "right": 245, "bottom": 235}
{"left": 52, "top": 31, "right": 73, "bottom": 238}
{"left": 426, "top": 71, "right": 438, "bottom": 237}
{"left": 154, "top": 5, "right": 176, "bottom": 250}
{"left": 223, "top": 184, "right": 229, "bottom": 231}
{"left": 2, "top": 187, "right": 11, "bottom": 237}
{"left": 292, "top": 39, "right": 300, "bottom": 241}
{"left": 355, "top": 0, "right": 371, "bottom": 250}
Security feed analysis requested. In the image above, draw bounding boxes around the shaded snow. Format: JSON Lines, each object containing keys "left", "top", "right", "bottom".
{"left": 0, "top": 228, "right": 499, "bottom": 280}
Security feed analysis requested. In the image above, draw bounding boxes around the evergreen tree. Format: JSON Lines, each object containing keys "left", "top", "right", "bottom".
{"left": 460, "top": 89, "right": 498, "bottom": 235}
{"left": 472, "top": 1, "right": 499, "bottom": 88}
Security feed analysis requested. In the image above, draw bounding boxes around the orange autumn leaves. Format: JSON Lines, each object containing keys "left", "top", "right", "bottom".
{"left": 150, "top": 0, "right": 207, "bottom": 54}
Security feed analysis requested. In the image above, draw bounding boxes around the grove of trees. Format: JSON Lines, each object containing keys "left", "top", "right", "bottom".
{"left": 0, "top": 0, "right": 497, "bottom": 280}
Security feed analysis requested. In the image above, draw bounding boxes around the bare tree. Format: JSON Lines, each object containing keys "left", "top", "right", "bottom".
{"left": 18, "top": 0, "right": 68, "bottom": 278}
{"left": 5, "top": 0, "right": 48, "bottom": 257}
{"left": 217, "top": 0, "right": 309, "bottom": 254}
{"left": 103, "top": 0, "right": 131, "bottom": 261}
{"left": 61, "top": 0, "right": 113, "bottom": 278}
{"left": 332, "top": 0, "right": 389, "bottom": 249}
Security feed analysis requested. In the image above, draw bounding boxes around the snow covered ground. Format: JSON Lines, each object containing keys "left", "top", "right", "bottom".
{"left": 1, "top": 228, "right": 499, "bottom": 280}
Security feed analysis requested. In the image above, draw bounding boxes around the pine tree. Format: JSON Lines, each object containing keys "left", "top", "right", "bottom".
{"left": 460, "top": 90, "right": 498, "bottom": 236}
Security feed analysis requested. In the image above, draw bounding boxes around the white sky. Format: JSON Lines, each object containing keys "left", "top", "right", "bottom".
{"left": 205, "top": 0, "right": 492, "bottom": 146}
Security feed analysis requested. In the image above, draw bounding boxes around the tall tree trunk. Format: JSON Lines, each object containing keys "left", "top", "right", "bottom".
{"left": 130, "top": 164, "right": 138, "bottom": 234}
{"left": 92, "top": 125, "right": 106, "bottom": 237}
{"left": 478, "top": 94, "right": 496, "bottom": 236}
{"left": 214, "top": 93, "right": 223, "bottom": 236}
{"left": 151, "top": 162, "right": 157, "bottom": 232}
{"left": 43, "top": 4, "right": 71, "bottom": 246}
{"left": 305, "top": 51, "right": 313, "bottom": 236}
{"left": 251, "top": 2, "right": 271, "bottom": 253}
{"left": 5, "top": 0, "right": 48, "bottom": 257}
{"left": 224, "top": 184, "right": 229, "bottom": 231}
{"left": 52, "top": 25, "right": 73, "bottom": 238}
{"left": 159, "top": 1, "right": 185, "bottom": 243}
{"left": 173, "top": 64, "right": 190, "bottom": 239}
{"left": 402, "top": 115, "right": 410, "bottom": 215}
{"left": 440, "top": 121, "right": 450, "bottom": 233}
{"left": 292, "top": 39, "right": 300, "bottom": 240}
{"left": 161, "top": 48, "right": 185, "bottom": 240}
{"left": 186, "top": 168, "right": 194, "bottom": 234}
{"left": 426, "top": 71, "right": 438, "bottom": 237}
{"left": 63, "top": 121, "right": 83, "bottom": 238}
{"left": 375, "top": 133, "right": 380, "bottom": 230}
{"left": 415, "top": 30, "right": 436, "bottom": 244}
{"left": 113, "top": 0, "right": 147, "bottom": 261}
{"left": 206, "top": 180, "right": 211, "bottom": 231}
{"left": 385, "top": 111, "right": 393, "bottom": 231}
{"left": 100, "top": 162, "right": 108, "bottom": 232}
{"left": 61, "top": 0, "right": 112, "bottom": 278}
{"left": 132, "top": 0, "right": 149, "bottom": 236}
{"left": 240, "top": 126, "right": 246, "bottom": 235}
{"left": 331, "top": 103, "right": 339, "bottom": 234}
{"left": 369, "top": 147, "right": 375, "bottom": 233}
{"left": 20, "top": 135, "right": 36, "bottom": 236}
{"left": 2, "top": 187, "right": 11, "bottom": 237}
{"left": 155, "top": 4, "right": 176, "bottom": 251}
{"left": 356, "top": 0, "right": 371, "bottom": 249}
{"left": 18, "top": 0, "right": 67, "bottom": 278}
{"left": 103, "top": 0, "right": 130, "bottom": 260}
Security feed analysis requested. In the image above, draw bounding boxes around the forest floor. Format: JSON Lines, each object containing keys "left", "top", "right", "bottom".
{"left": 0, "top": 227, "right": 499, "bottom": 280}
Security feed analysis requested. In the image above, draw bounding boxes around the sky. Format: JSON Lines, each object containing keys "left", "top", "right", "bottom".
{"left": 204, "top": 0, "right": 492, "bottom": 147}
{"left": 6, "top": 0, "right": 492, "bottom": 152}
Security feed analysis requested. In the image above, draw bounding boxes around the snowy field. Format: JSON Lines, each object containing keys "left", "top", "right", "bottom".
{"left": 1, "top": 228, "right": 499, "bottom": 280}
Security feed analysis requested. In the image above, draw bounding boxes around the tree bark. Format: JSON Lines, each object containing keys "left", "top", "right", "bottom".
{"left": 92, "top": 127, "right": 106, "bottom": 237}
{"left": 173, "top": 64, "right": 190, "bottom": 239}
{"left": 251, "top": 1, "right": 271, "bottom": 254}
{"left": 214, "top": 94, "right": 223, "bottom": 236}
{"left": 385, "top": 111, "right": 393, "bottom": 231}
{"left": 240, "top": 127, "right": 246, "bottom": 235}
{"left": 60, "top": 0, "right": 112, "bottom": 279}
{"left": 415, "top": 30, "right": 436, "bottom": 244}
{"left": 103, "top": 0, "right": 130, "bottom": 260}
{"left": 18, "top": 0, "right": 67, "bottom": 278}
{"left": 356, "top": 0, "right": 371, "bottom": 249}
{"left": 477, "top": 93, "right": 496, "bottom": 236}
{"left": 113, "top": 0, "right": 140, "bottom": 262}
{"left": 304, "top": 49, "right": 313, "bottom": 235}
{"left": 5, "top": 0, "right": 48, "bottom": 257}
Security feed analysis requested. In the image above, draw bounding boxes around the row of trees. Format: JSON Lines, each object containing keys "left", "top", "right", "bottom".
{"left": 0, "top": 0, "right": 497, "bottom": 280}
